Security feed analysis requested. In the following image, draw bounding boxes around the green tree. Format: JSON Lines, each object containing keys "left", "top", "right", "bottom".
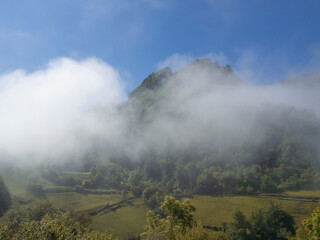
{"left": 195, "top": 173, "right": 221, "bottom": 195}
{"left": 250, "top": 203, "right": 295, "bottom": 240}
{"left": 225, "top": 204, "right": 295, "bottom": 240}
{"left": 0, "top": 212, "right": 114, "bottom": 240}
{"left": 226, "top": 210, "right": 251, "bottom": 240}
{"left": 260, "top": 175, "right": 280, "bottom": 193}
{"left": 295, "top": 206, "right": 320, "bottom": 239}
{"left": 160, "top": 195, "right": 196, "bottom": 233}
{"left": 141, "top": 195, "right": 197, "bottom": 239}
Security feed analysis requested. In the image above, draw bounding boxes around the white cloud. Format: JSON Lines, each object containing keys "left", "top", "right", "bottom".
{"left": 0, "top": 57, "right": 125, "bottom": 162}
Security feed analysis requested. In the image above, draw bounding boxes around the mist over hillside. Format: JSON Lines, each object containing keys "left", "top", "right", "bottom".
{"left": 69, "top": 58, "right": 320, "bottom": 170}
{"left": 0, "top": 58, "right": 320, "bottom": 169}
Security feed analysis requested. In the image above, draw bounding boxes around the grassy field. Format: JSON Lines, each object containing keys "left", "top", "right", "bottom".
{"left": 284, "top": 190, "right": 320, "bottom": 198}
{"left": 46, "top": 191, "right": 147, "bottom": 239}
{"left": 45, "top": 190, "right": 146, "bottom": 239}
{"left": 189, "top": 195, "right": 319, "bottom": 228}
{"left": 47, "top": 193, "right": 320, "bottom": 238}
{"left": 46, "top": 192, "right": 123, "bottom": 211}
{"left": 1, "top": 170, "right": 51, "bottom": 199}
{"left": 3, "top": 170, "right": 320, "bottom": 239}
{"left": 91, "top": 198, "right": 148, "bottom": 239}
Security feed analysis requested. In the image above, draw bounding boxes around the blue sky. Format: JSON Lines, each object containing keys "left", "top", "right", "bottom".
{"left": 0, "top": 0, "right": 320, "bottom": 91}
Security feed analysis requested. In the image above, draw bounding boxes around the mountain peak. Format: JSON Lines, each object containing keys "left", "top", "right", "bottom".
{"left": 129, "top": 67, "right": 172, "bottom": 99}
{"left": 129, "top": 58, "right": 237, "bottom": 99}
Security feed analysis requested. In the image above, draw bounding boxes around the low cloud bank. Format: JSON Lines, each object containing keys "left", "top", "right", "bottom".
{"left": 0, "top": 57, "right": 125, "bottom": 163}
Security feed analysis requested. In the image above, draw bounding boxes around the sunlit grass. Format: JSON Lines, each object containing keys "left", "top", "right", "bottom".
{"left": 46, "top": 192, "right": 123, "bottom": 211}
{"left": 189, "top": 195, "right": 319, "bottom": 227}
{"left": 284, "top": 190, "right": 320, "bottom": 198}
{"left": 91, "top": 198, "right": 148, "bottom": 239}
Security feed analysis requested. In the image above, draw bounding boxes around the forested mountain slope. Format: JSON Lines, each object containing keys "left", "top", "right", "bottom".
{"left": 70, "top": 59, "right": 320, "bottom": 208}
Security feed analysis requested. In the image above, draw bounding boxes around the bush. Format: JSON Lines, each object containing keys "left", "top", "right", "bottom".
{"left": 0, "top": 212, "right": 115, "bottom": 240}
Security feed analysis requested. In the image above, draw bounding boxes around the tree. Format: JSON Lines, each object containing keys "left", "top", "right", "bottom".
{"left": 160, "top": 195, "right": 196, "bottom": 233}
{"left": 0, "top": 212, "right": 114, "bottom": 240}
{"left": 225, "top": 204, "right": 295, "bottom": 240}
{"left": 250, "top": 203, "right": 295, "bottom": 240}
{"left": 195, "top": 173, "right": 221, "bottom": 195}
{"left": 295, "top": 206, "right": 320, "bottom": 239}
{"left": 141, "top": 195, "right": 197, "bottom": 239}
{"left": 226, "top": 210, "right": 251, "bottom": 240}
{"left": 260, "top": 175, "right": 280, "bottom": 193}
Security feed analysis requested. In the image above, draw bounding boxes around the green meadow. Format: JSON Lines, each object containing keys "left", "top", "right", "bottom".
{"left": 91, "top": 198, "right": 148, "bottom": 239}
{"left": 2, "top": 171, "right": 320, "bottom": 239}
{"left": 189, "top": 195, "right": 319, "bottom": 228}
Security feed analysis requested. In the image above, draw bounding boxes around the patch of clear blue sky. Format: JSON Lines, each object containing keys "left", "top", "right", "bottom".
{"left": 0, "top": 0, "right": 319, "bottom": 90}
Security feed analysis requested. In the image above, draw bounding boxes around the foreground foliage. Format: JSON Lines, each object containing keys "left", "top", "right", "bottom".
{"left": 0, "top": 199, "right": 115, "bottom": 240}
{"left": 141, "top": 196, "right": 296, "bottom": 240}
{"left": 0, "top": 212, "right": 114, "bottom": 240}
{"left": 294, "top": 206, "right": 320, "bottom": 240}
{"left": 141, "top": 195, "right": 217, "bottom": 240}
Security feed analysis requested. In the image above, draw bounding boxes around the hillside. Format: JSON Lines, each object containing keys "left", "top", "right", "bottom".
{"left": 68, "top": 59, "right": 320, "bottom": 202}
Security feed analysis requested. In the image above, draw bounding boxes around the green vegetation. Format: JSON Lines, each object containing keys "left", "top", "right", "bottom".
{"left": 129, "top": 67, "right": 172, "bottom": 100}
{"left": 0, "top": 211, "right": 114, "bottom": 240}
{"left": 285, "top": 190, "right": 320, "bottom": 198}
{"left": 226, "top": 203, "right": 295, "bottom": 240}
{"left": 3, "top": 163, "right": 320, "bottom": 239}
{"left": 294, "top": 206, "right": 320, "bottom": 239}
{"left": 141, "top": 195, "right": 216, "bottom": 240}
{"left": 190, "top": 195, "right": 319, "bottom": 227}
{"left": 47, "top": 192, "right": 123, "bottom": 211}
{"left": 91, "top": 198, "right": 147, "bottom": 238}
{"left": 141, "top": 196, "right": 297, "bottom": 240}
